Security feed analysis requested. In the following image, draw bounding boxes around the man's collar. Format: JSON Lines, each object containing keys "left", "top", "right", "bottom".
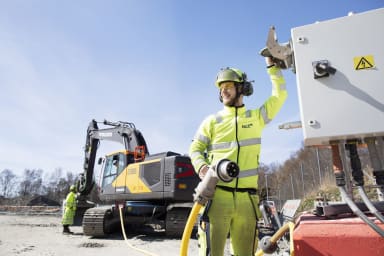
{"left": 222, "top": 105, "right": 246, "bottom": 114}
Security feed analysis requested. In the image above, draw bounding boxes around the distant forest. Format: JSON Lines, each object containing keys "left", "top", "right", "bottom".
{"left": 0, "top": 168, "right": 77, "bottom": 205}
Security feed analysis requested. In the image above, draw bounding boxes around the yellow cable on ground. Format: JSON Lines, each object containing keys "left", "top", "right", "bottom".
{"left": 180, "top": 202, "right": 203, "bottom": 256}
{"left": 270, "top": 222, "right": 291, "bottom": 243}
{"left": 119, "top": 206, "right": 158, "bottom": 256}
{"left": 255, "top": 221, "right": 295, "bottom": 256}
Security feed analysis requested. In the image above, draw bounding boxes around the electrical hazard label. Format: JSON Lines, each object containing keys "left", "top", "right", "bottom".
{"left": 354, "top": 55, "right": 375, "bottom": 70}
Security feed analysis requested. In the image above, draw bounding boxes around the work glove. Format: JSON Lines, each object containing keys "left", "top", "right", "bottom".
{"left": 259, "top": 47, "right": 288, "bottom": 69}
{"left": 198, "top": 165, "right": 210, "bottom": 180}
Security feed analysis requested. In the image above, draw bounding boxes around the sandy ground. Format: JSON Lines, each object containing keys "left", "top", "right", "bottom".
{"left": 0, "top": 213, "right": 205, "bottom": 256}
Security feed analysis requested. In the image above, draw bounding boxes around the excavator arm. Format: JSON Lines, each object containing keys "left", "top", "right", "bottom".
{"left": 78, "top": 119, "right": 149, "bottom": 196}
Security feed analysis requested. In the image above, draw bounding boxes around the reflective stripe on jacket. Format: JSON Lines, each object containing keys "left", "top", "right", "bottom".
{"left": 189, "top": 66, "right": 287, "bottom": 188}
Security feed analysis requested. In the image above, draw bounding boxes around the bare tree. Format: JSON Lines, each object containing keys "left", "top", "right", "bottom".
{"left": 19, "top": 169, "right": 43, "bottom": 197}
{"left": 41, "top": 168, "right": 79, "bottom": 202}
{"left": 44, "top": 168, "right": 63, "bottom": 202}
{"left": 0, "top": 169, "right": 17, "bottom": 197}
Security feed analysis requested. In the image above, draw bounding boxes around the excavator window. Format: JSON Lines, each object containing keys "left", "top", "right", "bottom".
{"left": 104, "top": 156, "right": 117, "bottom": 176}
{"left": 116, "top": 153, "right": 127, "bottom": 174}
{"left": 102, "top": 153, "right": 126, "bottom": 188}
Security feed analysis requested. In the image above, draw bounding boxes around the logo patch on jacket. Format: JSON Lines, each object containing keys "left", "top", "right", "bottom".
{"left": 242, "top": 123, "right": 253, "bottom": 128}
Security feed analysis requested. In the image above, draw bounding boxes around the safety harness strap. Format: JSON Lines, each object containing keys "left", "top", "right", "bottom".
{"left": 200, "top": 200, "right": 212, "bottom": 256}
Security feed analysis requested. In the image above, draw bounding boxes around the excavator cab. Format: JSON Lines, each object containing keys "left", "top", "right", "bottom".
{"left": 100, "top": 152, "right": 127, "bottom": 192}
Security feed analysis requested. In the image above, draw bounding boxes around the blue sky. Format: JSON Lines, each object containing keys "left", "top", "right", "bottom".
{"left": 1, "top": 1, "right": 382, "bottom": 176}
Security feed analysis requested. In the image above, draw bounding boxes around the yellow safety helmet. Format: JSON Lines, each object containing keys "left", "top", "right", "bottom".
{"left": 215, "top": 67, "right": 244, "bottom": 88}
{"left": 215, "top": 67, "right": 253, "bottom": 96}
{"left": 70, "top": 185, "right": 76, "bottom": 192}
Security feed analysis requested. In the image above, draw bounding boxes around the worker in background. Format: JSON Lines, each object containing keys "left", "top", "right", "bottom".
{"left": 62, "top": 185, "right": 77, "bottom": 234}
{"left": 189, "top": 56, "right": 287, "bottom": 255}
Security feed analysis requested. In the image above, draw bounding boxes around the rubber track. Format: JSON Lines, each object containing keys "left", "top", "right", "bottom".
{"left": 82, "top": 207, "right": 108, "bottom": 237}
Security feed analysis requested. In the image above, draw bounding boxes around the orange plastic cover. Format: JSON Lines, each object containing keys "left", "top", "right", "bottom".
{"left": 294, "top": 214, "right": 384, "bottom": 256}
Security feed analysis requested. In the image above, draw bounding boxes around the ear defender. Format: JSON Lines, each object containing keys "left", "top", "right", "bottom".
{"left": 242, "top": 81, "right": 253, "bottom": 96}
{"left": 241, "top": 72, "right": 253, "bottom": 96}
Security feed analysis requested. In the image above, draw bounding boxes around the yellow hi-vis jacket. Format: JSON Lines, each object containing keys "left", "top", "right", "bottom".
{"left": 62, "top": 191, "right": 77, "bottom": 225}
{"left": 189, "top": 66, "right": 287, "bottom": 189}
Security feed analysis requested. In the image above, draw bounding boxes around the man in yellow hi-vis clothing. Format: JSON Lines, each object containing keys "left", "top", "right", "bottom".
{"left": 189, "top": 56, "right": 287, "bottom": 255}
{"left": 62, "top": 185, "right": 77, "bottom": 234}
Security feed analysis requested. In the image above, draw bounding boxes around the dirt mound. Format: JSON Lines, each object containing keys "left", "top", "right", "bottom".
{"left": 27, "top": 195, "right": 61, "bottom": 206}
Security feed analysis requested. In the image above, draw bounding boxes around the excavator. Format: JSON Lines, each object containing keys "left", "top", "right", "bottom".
{"left": 73, "top": 119, "right": 200, "bottom": 237}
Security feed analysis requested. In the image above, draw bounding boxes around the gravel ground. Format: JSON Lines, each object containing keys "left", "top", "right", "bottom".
{"left": 0, "top": 213, "right": 204, "bottom": 256}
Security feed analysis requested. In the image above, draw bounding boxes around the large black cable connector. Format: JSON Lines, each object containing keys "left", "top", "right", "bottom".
{"left": 193, "top": 159, "right": 239, "bottom": 205}
{"left": 259, "top": 236, "right": 278, "bottom": 254}
{"left": 373, "top": 170, "right": 384, "bottom": 185}
{"left": 346, "top": 143, "right": 364, "bottom": 186}
{"left": 352, "top": 172, "right": 365, "bottom": 186}
{"left": 334, "top": 172, "right": 346, "bottom": 187}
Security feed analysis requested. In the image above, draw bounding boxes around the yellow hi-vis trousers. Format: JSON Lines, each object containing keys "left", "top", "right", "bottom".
{"left": 198, "top": 187, "right": 260, "bottom": 256}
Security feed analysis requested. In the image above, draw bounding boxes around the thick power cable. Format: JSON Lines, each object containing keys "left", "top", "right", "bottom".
{"left": 366, "top": 137, "right": 384, "bottom": 201}
{"left": 119, "top": 206, "right": 159, "bottom": 256}
{"left": 331, "top": 143, "right": 384, "bottom": 237}
{"left": 255, "top": 221, "right": 295, "bottom": 256}
{"left": 339, "top": 187, "right": 384, "bottom": 237}
{"left": 179, "top": 203, "right": 203, "bottom": 256}
{"left": 357, "top": 186, "right": 384, "bottom": 223}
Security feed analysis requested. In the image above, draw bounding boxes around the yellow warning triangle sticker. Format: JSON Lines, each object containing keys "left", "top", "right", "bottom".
{"left": 354, "top": 55, "right": 375, "bottom": 70}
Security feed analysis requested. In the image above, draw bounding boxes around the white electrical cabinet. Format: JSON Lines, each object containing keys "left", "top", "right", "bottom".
{"left": 291, "top": 8, "right": 384, "bottom": 146}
